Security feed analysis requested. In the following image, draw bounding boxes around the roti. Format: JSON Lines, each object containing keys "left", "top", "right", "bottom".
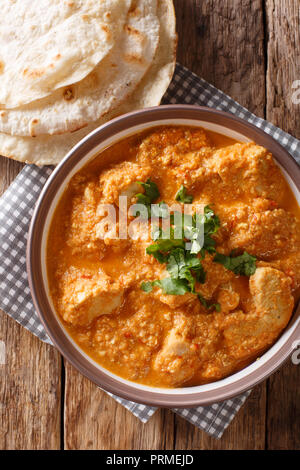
{"left": 0, "top": 0, "right": 160, "bottom": 137}
{"left": 0, "top": 0, "right": 132, "bottom": 108}
{"left": 0, "top": 0, "right": 176, "bottom": 165}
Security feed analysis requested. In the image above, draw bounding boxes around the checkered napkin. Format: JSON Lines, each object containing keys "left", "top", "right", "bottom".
{"left": 1, "top": 63, "right": 299, "bottom": 439}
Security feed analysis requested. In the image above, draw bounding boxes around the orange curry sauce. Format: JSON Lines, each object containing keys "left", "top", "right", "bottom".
{"left": 47, "top": 126, "right": 300, "bottom": 387}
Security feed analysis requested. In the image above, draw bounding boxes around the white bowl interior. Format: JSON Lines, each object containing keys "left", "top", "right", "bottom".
{"left": 40, "top": 118, "right": 300, "bottom": 395}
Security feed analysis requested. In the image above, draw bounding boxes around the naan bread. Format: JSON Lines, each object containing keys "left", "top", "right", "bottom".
{"left": 0, "top": 0, "right": 160, "bottom": 136}
{"left": 0, "top": 0, "right": 176, "bottom": 165}
{"left": 0, "top": 0, "right": 131, "bottom": 108}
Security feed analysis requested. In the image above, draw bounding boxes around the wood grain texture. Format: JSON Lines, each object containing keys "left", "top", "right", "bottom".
{"left": 64, "top": 361, "right": 175, "bottom": 450}
{"left": 265, "top": 0, "right": 300, "bottom": 451}
{"left": 266, "top": 0, "right": 300, "bottom": 137}
{"left": 174, "top": 0, "right": 266, "bottom": 114}
{"left": 0, "top": 157, "right": 62, "bottom": 450}
{"left": 267, "top": 363, "right": 300, "bottom": 450}
{"left": 0, "top": 315, "right": 61, "bottom": 449}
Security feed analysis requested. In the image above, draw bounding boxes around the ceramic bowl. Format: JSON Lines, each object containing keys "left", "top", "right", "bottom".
{"left": 27, "top": 105, "right": 300, "bottom": 407}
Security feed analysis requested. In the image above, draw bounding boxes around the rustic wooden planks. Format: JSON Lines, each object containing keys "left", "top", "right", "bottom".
{"left": 0, "top": 314, "right": 61, "bottom": 449}
{"left": 64, "top": 362, "right": 175, "bottom": 450}
{"left": 266, "top": 0, "right": 300, "bottom": 137}
{"left": 174, "top": 0, "right": 266, "bottom": 114}
{"left": 0, "top": 156, "right": 62, "bottom": 450}
{"left": 265, "top": 0, "right": 300, "bottom": 450}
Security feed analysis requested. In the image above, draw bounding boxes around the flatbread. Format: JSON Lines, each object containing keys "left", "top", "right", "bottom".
{"left": 0, "top": 0, "right": 131, "bottom": 108}
{"left": 0, "top": 0, "right": 160, "bottom": 136}
{"left": 0, "top": 0, "right": 176, "bottom": 165}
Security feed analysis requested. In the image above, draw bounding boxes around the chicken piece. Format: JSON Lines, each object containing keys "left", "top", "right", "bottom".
{"left": 58, "top": 267, "right": 124, "bottom": 326}
{"left": 217, "top": 284, "right": 240, "bottom": 312}
{"left": 138, "top": 127, "right": 211, "bottom": 162}
{"left": 214, "top": 198, "right": 276, "bottom": 234}
{"left": 153, "top": 315, "right": 199, "bottom": 386}
{"left": 257, "top": 251, "right": 300, "bottom": 292}
{"left": 228, "top": 208, "right": 300, "bottom": 260}
{"left": 222, "top": 267, "right": 294, "bottom": 360}
{"left": 94, "top": 218, "right": 131, "bottom": 255}
{"left": 205, "top": 143, "right": 286, "bottom": 202}
{"left": 92, "top": 300, "right": 165, "bottom": 381}
{"left": 99, "top": 161, "right": 151, "bottom": 206}
{"left": 137, "top": 127, "right": 213, "bottom": 187}
{"left": 250, "top": 267, "right": 294, "bottom": 329}
{"left": 66, "top": 181, "right": 107, "bottom": 258}
{"left": 156, "top": 292, "right": 197, "bottom": 309}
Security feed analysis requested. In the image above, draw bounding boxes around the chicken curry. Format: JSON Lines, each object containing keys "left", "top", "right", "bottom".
{"left": 47, "top": 126, "right": 300, "bottom": 387}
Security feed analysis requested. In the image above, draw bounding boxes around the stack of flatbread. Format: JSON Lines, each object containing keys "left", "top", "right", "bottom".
{"left": 0, "top": 0, "right": 176, "bottom": 165}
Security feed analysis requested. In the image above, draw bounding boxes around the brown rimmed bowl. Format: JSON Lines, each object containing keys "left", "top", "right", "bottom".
{"left": 27, "top": 105, "right": 300, "bottom": 407}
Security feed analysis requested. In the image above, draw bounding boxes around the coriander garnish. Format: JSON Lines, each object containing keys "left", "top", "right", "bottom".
{"left": 138, "top": 179, "right": 256, "bottom": 310}
{"left": 134, "top": 178, "right": 160, "bottom": 218}
{"left": 213, "top": 251, "right": 256, "bottom": 277}
{"left": 175, "top": 185, "right": 193, "bottom": 204}
{"left": 141, "top": 203, "right": 220, "bottom": 311}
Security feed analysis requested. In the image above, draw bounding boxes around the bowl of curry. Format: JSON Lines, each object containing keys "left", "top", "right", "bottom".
{"left": 27, "top": 105, "right": 300, "bottom": 406}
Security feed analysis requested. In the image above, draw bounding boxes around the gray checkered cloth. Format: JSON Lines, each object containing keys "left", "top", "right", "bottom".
{"left": 1, "top": 63, "right": 299, "bottom": 439}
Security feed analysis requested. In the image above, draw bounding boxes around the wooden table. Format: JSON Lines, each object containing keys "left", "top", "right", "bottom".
{"left": 0, "top": 0, "right": 299, "bottom": 450}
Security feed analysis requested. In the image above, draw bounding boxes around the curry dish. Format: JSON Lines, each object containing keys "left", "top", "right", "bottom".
{"left": 47, "top": 126, "right": 300, "bottom": 387}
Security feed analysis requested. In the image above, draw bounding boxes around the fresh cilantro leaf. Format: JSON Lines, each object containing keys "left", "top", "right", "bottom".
{"left": 184, "top": 253, "right": 203, "bottom": 271}
{"left": 140, "top": 281, "right": 153, "bottom": 293}
{"left": 142, "top": 202, "right": 221, "bottom": 312}
{"left": 166, "top": 248, "right": 187, "bottom": 278}
{"left": 213, "top": 251, "right": 257, "bottom": 276}
{"left": 134, "top": 178, "right": 160, "bottom": 219}
{"left": 167, "top": 248, "right": 205, "bottom": 278}
{"left": 141, "top": 278, "right": 190, "bottom": 295}
{"left": 175, "top": 185, "right": 193, "bottom": 204}
{"left": 145, "top": 244, "right": 168, "bottom": 263}
{"left": 194, "top": 264, "right": 206, "bottom": 284}
{"left": 137, "top": 178, "right": 160, "bottom": 201}
{"left": 135, "top": 193, "right": 152, "bottom": 206}
{"left": 213, "top": 253, "right": 232, "bottom": 271}
{"left": 199, "top": 205, "right": 220, "bottom": 255}
{"left": 180, "top": 205, "right": 220, "bottom": 255}
{"left": 200, "top": 236, "right": 216, "bottom": 257}
{"left": 153, "top": 278, "right": 190, "bottom": 295}
{"left": 146, "top": 235, "right": 184, "bottom": 263}
{"left": 147, "top": 238, "right": 184, "bottom": 257}
{"left": 141, "top": 278, "right": 190, "bottom": 296}
{"left": 165, "top": 249, "right": 197, "bottom": 292}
